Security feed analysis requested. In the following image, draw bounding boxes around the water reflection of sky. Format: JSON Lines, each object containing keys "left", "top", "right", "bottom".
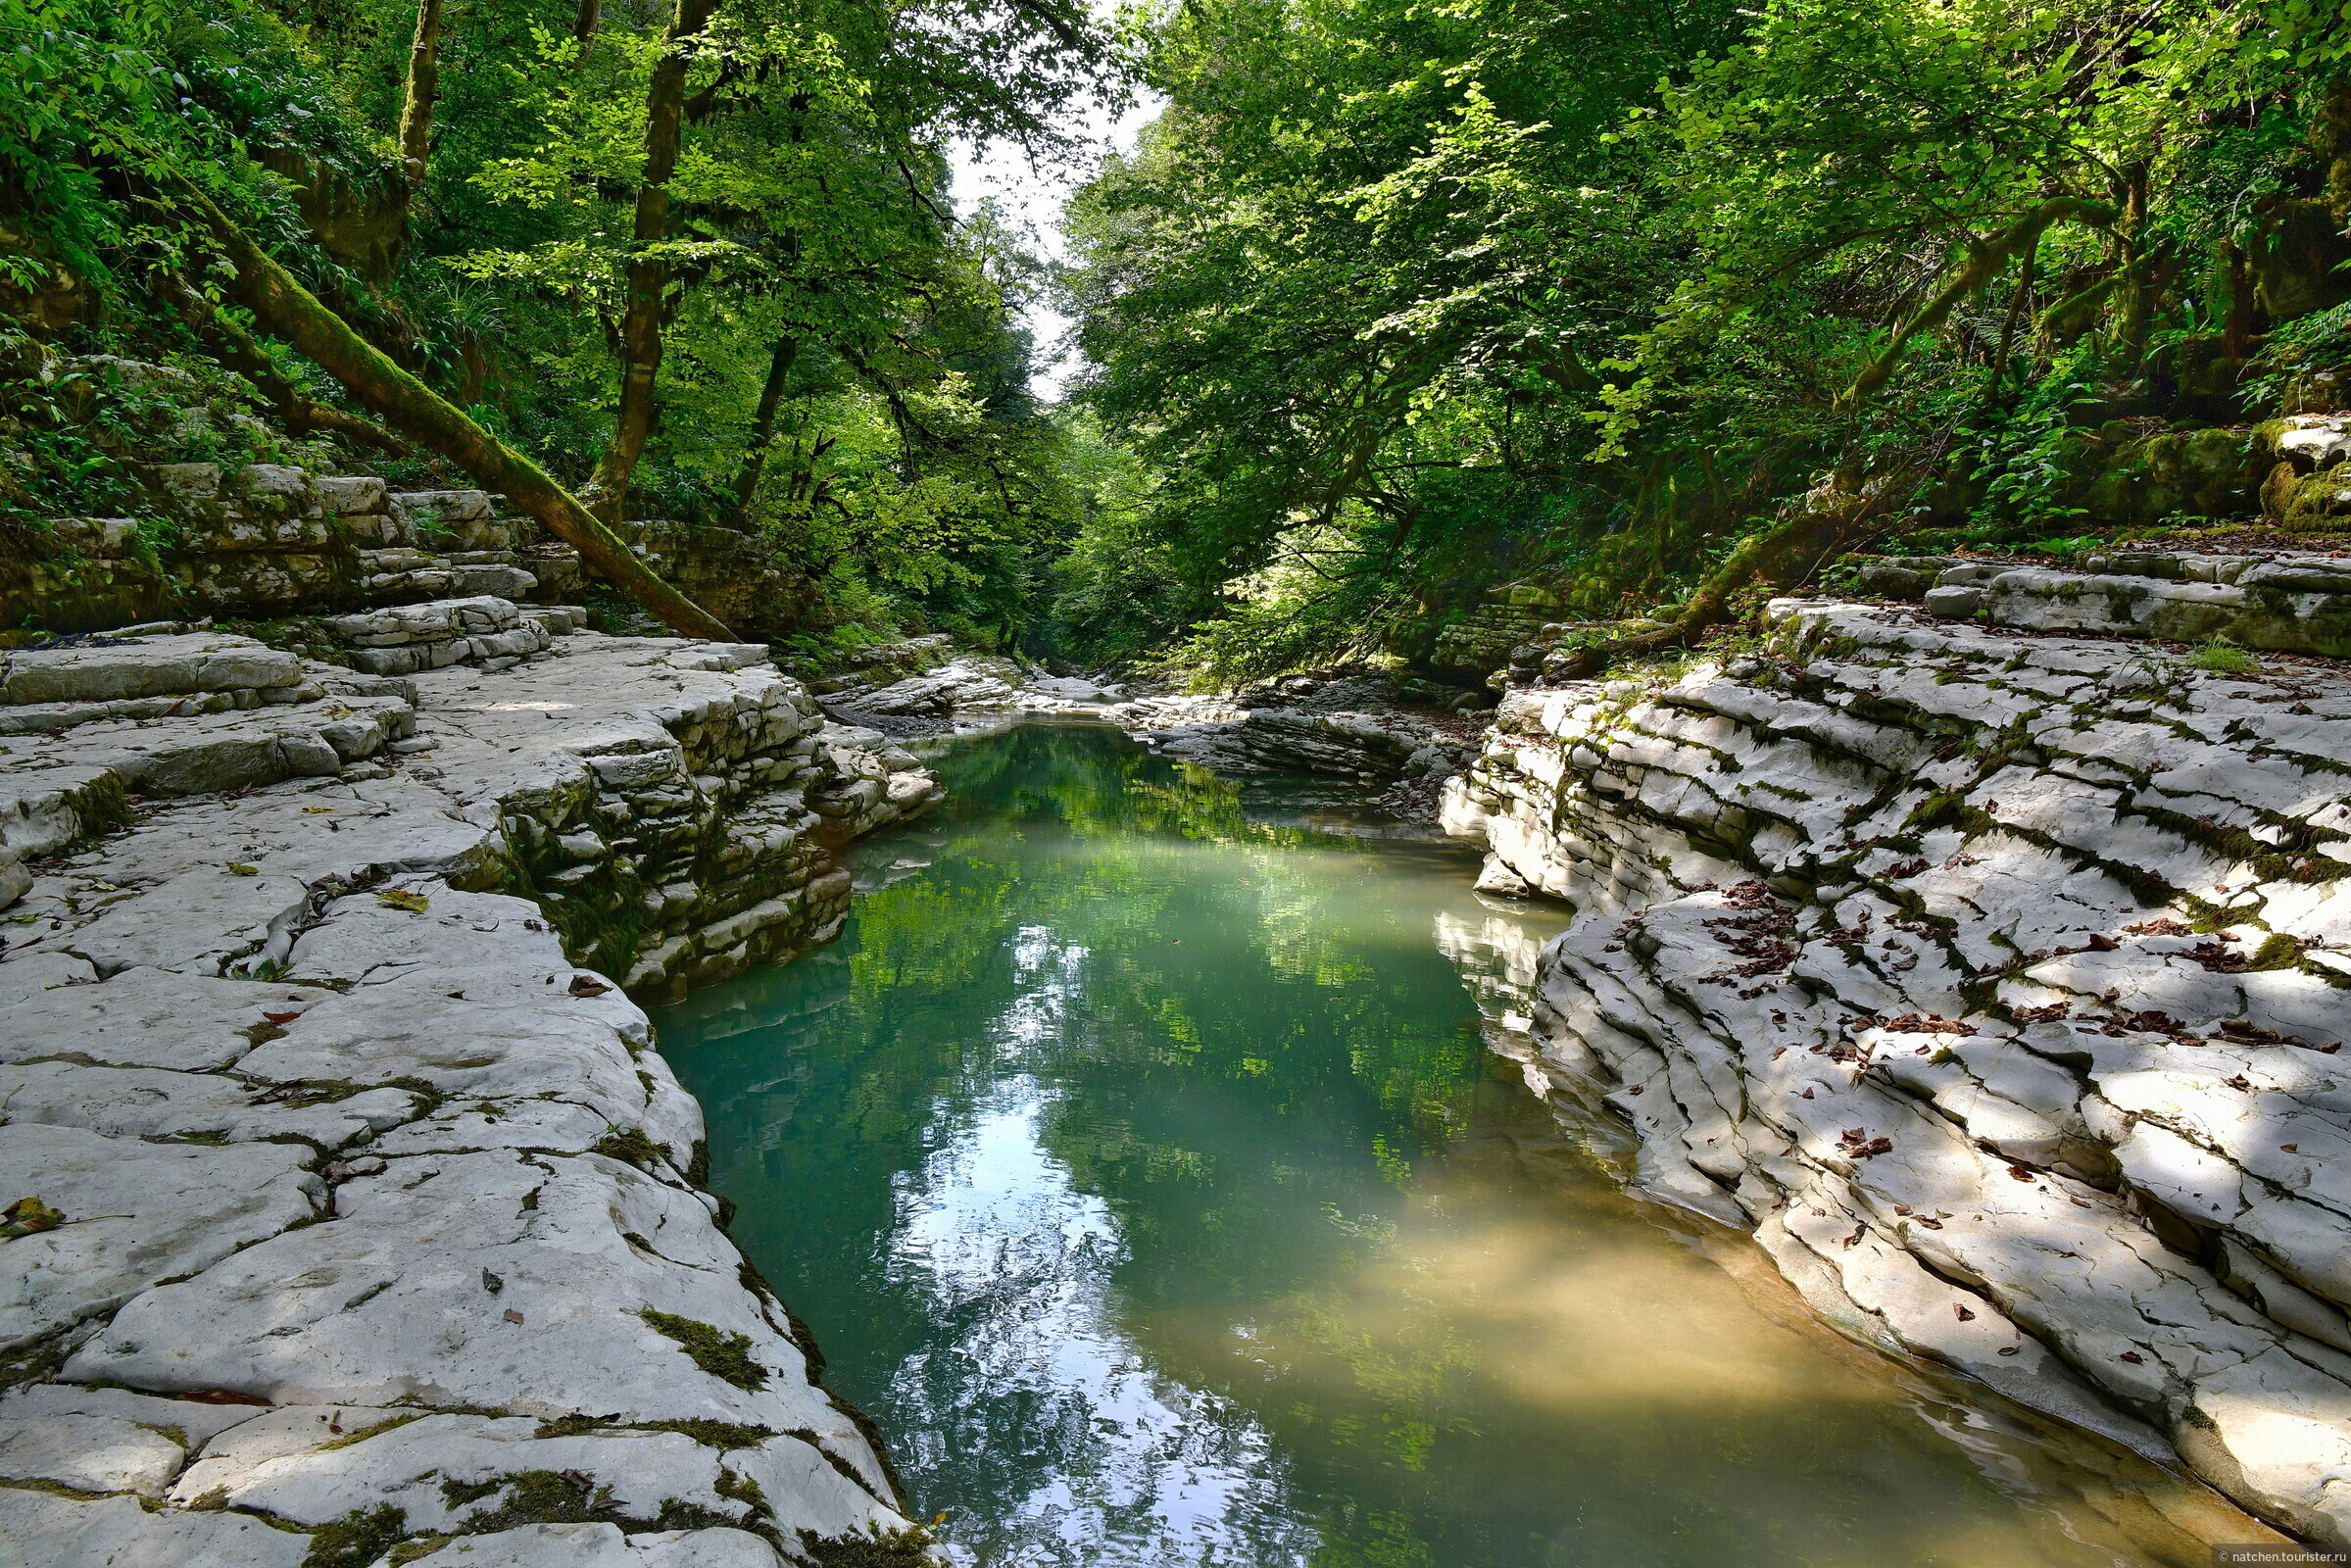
{"left": 887, "top": 928, "right": 1311, "bottom": 1567}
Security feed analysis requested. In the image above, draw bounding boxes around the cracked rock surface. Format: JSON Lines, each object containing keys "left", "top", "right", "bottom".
{"left": 0, "top": 613, "right": 939, "bottom": 1565}
{"left": 1442, "top": 595, "right": 2351, "bottom": 1546}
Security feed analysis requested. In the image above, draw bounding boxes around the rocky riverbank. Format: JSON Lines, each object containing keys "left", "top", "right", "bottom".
{"left": 0, "top": 611, "right": 941, "bottom": 1565}
{"left": 818, "top": 651, "right": 1488, "bottom": 822}
{"left": 1440, "top": 567, "right": 2351, "bottom": 1547}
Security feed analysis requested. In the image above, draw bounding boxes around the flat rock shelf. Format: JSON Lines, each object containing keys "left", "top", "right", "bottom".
{"left": 0, "top": 612, "right": 942, "bottom": 1567}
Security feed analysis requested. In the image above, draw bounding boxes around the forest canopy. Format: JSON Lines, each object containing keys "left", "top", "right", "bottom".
{"left": 5, "top": 0, "right": 2351, "bottom": 676}
{"left": 1057, "top": 0, "right": 2351, "bottom": 676}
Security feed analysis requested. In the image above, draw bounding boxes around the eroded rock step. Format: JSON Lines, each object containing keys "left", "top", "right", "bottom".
{"left": 0, "top": 612, "right": 944, "bottom": 1565}
{"left": 1858, "top": 547, "right": 2351, "bottom": 657}
{"left": 1445, "top": 598, "right": 2351, "bottom": 1547}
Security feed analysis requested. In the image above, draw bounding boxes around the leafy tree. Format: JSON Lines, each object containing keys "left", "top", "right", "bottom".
{"left": 1057, "top": 0, "right": 2347, "bottom": 681}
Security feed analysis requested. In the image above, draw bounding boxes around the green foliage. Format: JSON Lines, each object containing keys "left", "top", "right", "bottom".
{"left": 2244, "top": 297, "right": 2351, "bottom": 409}
{"left": 1956, "top": 343, "right": 2105, "bottom": 533}
{"left": 0, "top": 0, "right": 1111, "bottom": 646}
{"left": 444, "top": 1469, "right": 614, "bottom": 1532}
{"left": 593, "top": 1125, "right": 665, "bottom": 1170}
{"left": 641, "top": 1307, "right": 769, "bottom": 1390}
{"left": 800, "top": 1523, "right": 940, "bottom": 1567}
{"left": 12, "top": 0, "right": 2351, "bottom": 670}
{"left": 1053, "top": 0, "right": 2350, "bottom": 676}
{"left": 301, "top": 1503, "right": 408, "bottom": 1568}
{"left": 24, "top": 345, "right": 272, "bottom": 456}
{"left": 2192, "top": 636, "right": 2257, "bottom": 673}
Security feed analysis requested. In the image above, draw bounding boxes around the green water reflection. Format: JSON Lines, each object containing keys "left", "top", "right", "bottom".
{"left": 654, "top": 726, "right": 2217, "bottom": 1568}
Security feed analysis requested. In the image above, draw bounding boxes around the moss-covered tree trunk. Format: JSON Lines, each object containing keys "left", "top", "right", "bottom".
{"left": 396, "top": 0, "right": 444, "bottom": 194}
{"left": 191, "top": 193, "right": 734, "bottom": 640}
{"left": 1543, "top": 483, "right": 1891, "bottom": 683}
{"left": 585, "top": 0, "right": 722, "bottom": 521}
{"left": 158, "top": 274, "right": 408, "bottom": 456}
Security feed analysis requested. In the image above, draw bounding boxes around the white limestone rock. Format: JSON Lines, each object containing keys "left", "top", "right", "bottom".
{"left": 1, "top": 635, "right": 303, "bottom": 707}
{"left": 0, "top": 1122, "right": 321, "bottom": 1348}
{"left": 0, "top": 968, "right": 335, "bottom": 1072}
{"left": 0, "top": 1411, "right": 185, "bottom": 1496}
{"left": 0, "top": 1061, "right": 417, "bottom": 1148}
{"left": 369, "top": 1524, "right": 785, "bottom": 1567}
{"left": 177, "top": 1411, "right": 897, "bottom": 1544}
{"left": 0, "top": 627, "right": 923, "bottom": 1566}
{"left": 0, "top": 1382, "right": 272, "bottom": 1448}
{"left": 1451, "top": 600, "right": 2351, "bottom": 1542}
{"left": 0, "top": 1488, "right": 309, "bottom": 1568}
{"left": 65, "top": 1148, "right": 856, "bottom": 1446}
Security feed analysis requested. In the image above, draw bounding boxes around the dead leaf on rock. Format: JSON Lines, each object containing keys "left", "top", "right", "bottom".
{"left": 0, "top": 1196, "right": 65, "bottom": 1238}
{"left": 568, "top": 975, "right": 612, "bottom": 998}
{"left": 377, "top": 889, "right": 431, "bottom": 912}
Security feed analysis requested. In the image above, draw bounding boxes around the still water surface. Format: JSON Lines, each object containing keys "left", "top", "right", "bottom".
{"left": 655, "top": 725, "right": 2238, "bottom": 1568}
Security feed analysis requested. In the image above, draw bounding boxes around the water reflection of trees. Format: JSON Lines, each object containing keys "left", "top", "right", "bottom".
{"left": 669, "top": 729, "right": 1494, "bottom": 1311}
{"left": 659, "top": 726, "right": 1513, "bottom": 1561}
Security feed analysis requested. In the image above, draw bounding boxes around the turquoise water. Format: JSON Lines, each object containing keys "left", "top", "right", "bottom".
{"left": 654, "top": 725, "right": 2233, "bottom": 1568}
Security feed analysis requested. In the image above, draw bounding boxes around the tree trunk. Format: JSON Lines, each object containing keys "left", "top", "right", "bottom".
{"left": 157, "top": 274, "right": 409, "bottom": 455}
{"left": 573, "top": 0, "right": 602, "bottom": 56}
{"left": 2317, "top": 75, "right": 2351, "bottom": 230}
{"left": 188, "top": 191, "right": 734, "bottom": 640}
{"left": 1839, "top": 198, "right": 2113, "bottom": 412}
{"left": 1982, "top": 245, "right": 2035, "bottom": 413}
{"left": 2114, "top": 160, "right": 2155, "bottom": 365}
{"left": 2221, "top": 240, "right": 2257, "bottom": 363}
{"left": 729, "top": 336, "right": 799, "bottom": 519}
{"left": 396, "top": 0, "right": 444, "bottom": 194}
{"left": 1542, "top": 482, "right": 1896, "bottom": 684}
{"left": 585, "top": 0, "right": 722, "bottom": 520}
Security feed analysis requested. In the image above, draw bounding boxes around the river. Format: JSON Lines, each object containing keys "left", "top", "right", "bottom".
{"left": 653, "top": 724, "right": 2244, "bottom": 1568}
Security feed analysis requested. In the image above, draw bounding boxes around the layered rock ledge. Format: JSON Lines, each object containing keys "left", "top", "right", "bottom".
{"left": 0, "top": 613, "right": 940, "bottom": 1566}
{"left": 1442, "top": 594, "right": 2351, "bottom": 1545}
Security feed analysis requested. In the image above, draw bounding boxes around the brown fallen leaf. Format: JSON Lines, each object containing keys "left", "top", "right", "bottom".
{"left": 2119, "top": 1350, "right": 2144, "bottom": 1364}
{"left": 264, "top": 1011, "right": 301, "bottom": 1024}
{"left": 183, "top": 1389, "right": 272, "bottom": 1407}
{"left": 1954, "top": 1303, "right": 1975, "bottom": 1321}
{"left": 568, "top": 975, "right": 612, "bottom": 998}
{"left": 504, "top": 1308, "right": 525, "bottom": 1324}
